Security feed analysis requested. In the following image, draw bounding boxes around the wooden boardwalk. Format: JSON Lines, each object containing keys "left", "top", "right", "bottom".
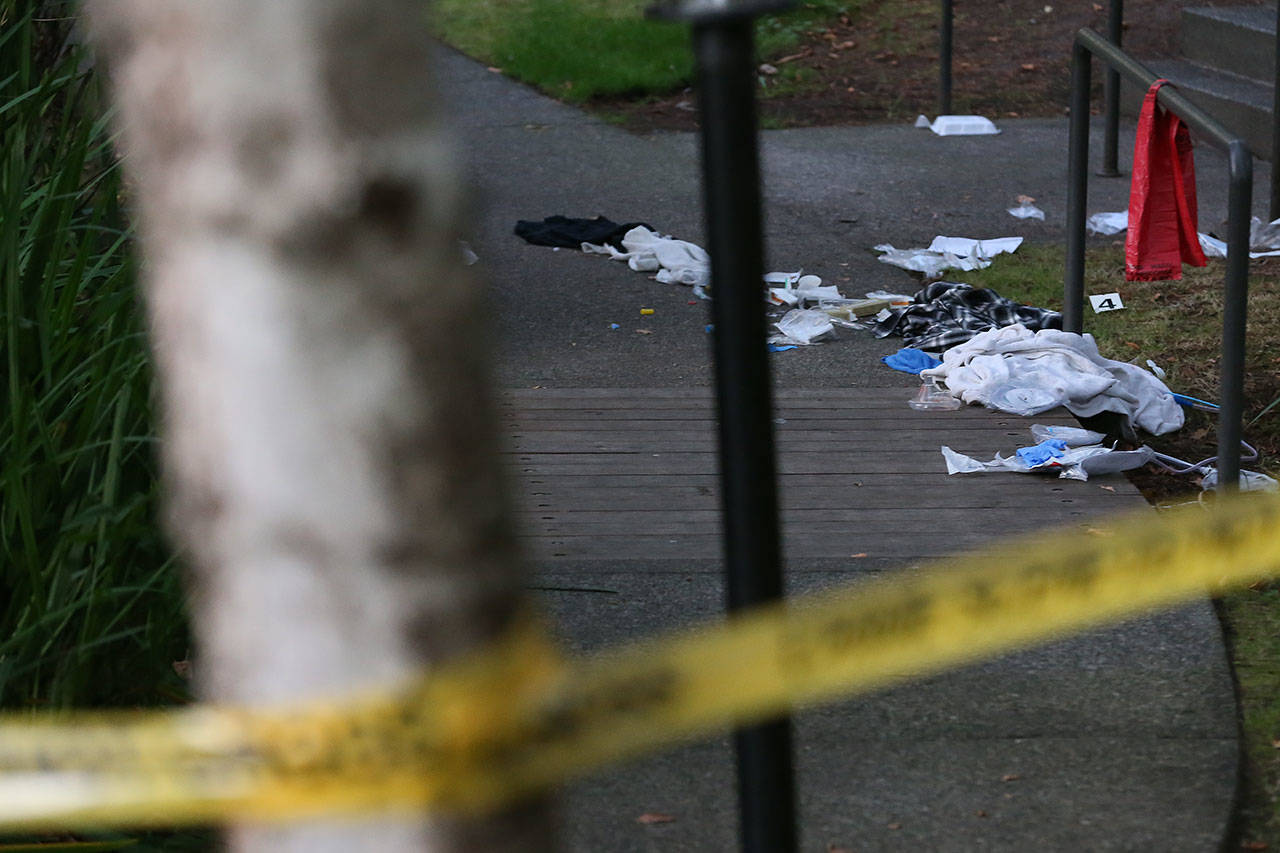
{"left": 502, "top": 386, "right": 1141, "bottom": 568}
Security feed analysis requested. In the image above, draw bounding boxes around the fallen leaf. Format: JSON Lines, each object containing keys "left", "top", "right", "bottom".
{"left": 635, "top": 329, "right": 653, "bottom": 335}
{"left": 1001, "top": 773, "right": 1021, "bottom": 782}
{"left": 1092, "top": 2, "right": 1103, "bottom": 9}
{"left": 172, "top": 660, "right": 192, "bottom": 680}
{"left": 1099, "top": 485, "right": 1116, "bottom": 492}
{"left": 850, "top": 553, "right": 868, "bottom": 558}
{"left": 827, "top": 845, "right": 854, "bottom": 853}
{"left": 1124, "top": 341, "right": 1141, "bottom": 350}
{"left": 1020, "top": 63, "right": 1038, "bottom": 72}
{"left": 486, "top": 66, "right": 503, "bottom": 73}
{"left": 636, "top": 812, "right": 676, "bottom": 825}
{"left": 1016, "top": 194, "right": 1036, "bottom": 205}
{"left": 975, "top": 809, "right": 990, "bottom": 818}
{"left": 987, "top": 35, "right": 1002, "bottom": 42}
{"left": 887, "top": 823, "right": 902, "bottom": 831}
{"left": 1241, "top": 842, "right": 1268, "bottom": 851}
{"left": 1271, "top": 738, "right": 1280, "bottom": 749}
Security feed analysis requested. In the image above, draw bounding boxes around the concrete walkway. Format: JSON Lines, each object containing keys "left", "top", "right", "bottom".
{"left": 435, "top": 44, "right": 1266, "bottom": 850}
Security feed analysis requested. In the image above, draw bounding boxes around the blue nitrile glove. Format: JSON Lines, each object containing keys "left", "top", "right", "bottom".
{"left": 1015, "top": 439, "right": 1069, "bottom": 467}
{"left": 881, "top": 347, "right": 942, "bottom": 374}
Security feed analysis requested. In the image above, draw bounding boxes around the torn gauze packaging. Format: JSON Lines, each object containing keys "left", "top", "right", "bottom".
{"left": 1125, "top": 80, "right": 1207, "bottom": 281}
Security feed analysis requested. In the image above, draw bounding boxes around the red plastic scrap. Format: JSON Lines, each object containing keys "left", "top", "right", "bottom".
{"left": 1125, "top": 79, "right": 1207, "bottom": 281}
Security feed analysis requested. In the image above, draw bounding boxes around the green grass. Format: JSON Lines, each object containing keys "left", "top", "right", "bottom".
{"left": 431, "top": 0, "right": 862, "bottom": 103}
{"left": 0, "top": 3, "right": 201, "bottom": 846}
{"left": 0, "top": 5, "right": 190, "bottom": 711}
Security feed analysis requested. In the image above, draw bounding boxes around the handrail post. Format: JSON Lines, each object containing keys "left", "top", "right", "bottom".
{"left": 1270, "top": 0, "right": 1280, "bottom": 218}
{"left": 649, "top": 2, "right": 797, "bottom": 851}
{"left": 1100, "top": 0, "right": 1123, "bottom": 176}
{"left": 1064, "top": 40, "right": 1092, "bottom": 333}
{"left": 1219, "top": 142, "right": 1252, "bottom": 491}
{"left": 939, "top": 0, "right": 953, "bottom": 115}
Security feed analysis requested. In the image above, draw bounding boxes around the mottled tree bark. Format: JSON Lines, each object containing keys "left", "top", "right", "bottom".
{"left": 86, "top": 2, "right": 550, "bottom": 850}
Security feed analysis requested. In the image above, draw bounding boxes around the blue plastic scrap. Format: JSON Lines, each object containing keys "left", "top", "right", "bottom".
{"left": 881, "top": 347, "right": 943, "bottom": 375}
{"left": 768, "top": 343, "right": 797, "bottom": 352}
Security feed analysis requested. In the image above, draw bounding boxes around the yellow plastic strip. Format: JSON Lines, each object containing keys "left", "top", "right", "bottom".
{"left": 0, "top": 493, "right": 1277, "bottom": 830}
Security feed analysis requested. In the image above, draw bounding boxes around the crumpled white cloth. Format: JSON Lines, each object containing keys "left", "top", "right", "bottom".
{"left": 582, "top": 226, "right": 710, "bottom": 287}
{"left": 921, "top": 324, "right": 1184, "bottom": 435}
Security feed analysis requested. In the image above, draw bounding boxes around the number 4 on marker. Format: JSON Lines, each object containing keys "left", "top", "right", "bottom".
{"left": 1089, "top": 292, "right": 1125, "bottom": 313}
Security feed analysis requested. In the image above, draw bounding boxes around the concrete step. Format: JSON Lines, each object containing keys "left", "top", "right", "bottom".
{"left": 1181, "top": 5, "right": 1276, "bottom": 84}
{"left": 1123, "top": 58, "right": 1275, "bottom": 159}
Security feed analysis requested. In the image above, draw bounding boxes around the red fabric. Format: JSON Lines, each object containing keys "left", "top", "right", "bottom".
{"left": 1125, "top": 79, "right": 1207, "bottom": 281}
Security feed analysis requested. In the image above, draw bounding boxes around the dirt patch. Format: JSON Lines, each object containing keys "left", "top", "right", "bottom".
{"left": 593, "top": 0, "right": 1267, "bottom": 133}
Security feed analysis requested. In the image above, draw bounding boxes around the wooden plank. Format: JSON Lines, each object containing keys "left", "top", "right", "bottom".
{"left": 502, "top": 387, "right": 1147, "bottom": 563}
{"left": 506, "top": 434, "right": 1043, "bottom": 453}
{"left": 511, "top": 472, "right": 1133, "bottom": 492}
{"left": 504, "top": 387, "right": 923, "bottom": 399}
{"left": 505, "top": 408, "right": 1032, "bottom": 421}
{"left": 505, "top": 419, "right": 1052, "bottom": 432}
{"left": 508, "top": 456, "right": 1102, "bottom": 475}
{"left": 513, "top": 485, "right": 1131, "bottom": 511}
{"left": 517, "top": 529, "right": 1094, "bottom": 560}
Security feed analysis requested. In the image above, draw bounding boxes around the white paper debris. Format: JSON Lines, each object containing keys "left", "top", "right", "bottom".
{"left": 764, "top": 270, "right": 802, "bottom": 285}
{"left": 1086, "top": 211, "right": 1128, "bottom": 235}
{"left": 1250, "top": 216, "right": 1280, "bottom": 250}
{"left": 1198, "top": 231, "right": 1280, "bottom": 259}
{"left": 768, "top": 288, "right": 801, "bottom": 306}
{"left": 926, "top": 236, "right": 1023, "bottom": 259}
{"left": 1008, "top": 203, "right": 1046, "bottom": 221}
{"left": 864, "top": 290, "right": 915, "bottom": 305}
{"left": 875, "top": 244, "right": 986, "bottom": 277}
{"left": 928, "top": 115, "right": 1000, "bottom": 136}
{"left": 772, "top": 308, "right": 835, "bottom": 345}
{"left": 1201, "top": 468, "right": 1280, "bottom": 492}
{"left": 1029, "top": 424, "right": 1107, "bottom": 446}
{"left": 1198, "top": 233, "right": 1226, "bottom": 258}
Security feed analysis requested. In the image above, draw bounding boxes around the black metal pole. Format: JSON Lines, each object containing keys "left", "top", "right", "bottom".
{"left": 940, "top": 0, "right": 953, "bottom": 116}
{"left": 1219, "top": 141, "right": 1252, "bottom": 492}
{"left": 650, "top": 3, "right": 797, "bottom": 851}
{"left": 1100, "top": 0, "right": 1123, "bottom": 176}
{"left": 1270, "top": 1, "right": 1280, "bottom": 218}
{"left": 1064, "top": 41, "right": 1091, "bottom": 333}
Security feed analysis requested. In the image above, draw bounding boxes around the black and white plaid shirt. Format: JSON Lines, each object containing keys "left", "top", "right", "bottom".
{"left": 873, "top": 281, "right": 1062, "bottom": 352}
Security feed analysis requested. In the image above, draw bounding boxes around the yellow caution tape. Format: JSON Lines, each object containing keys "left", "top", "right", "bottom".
{"left": 2, "top": 492, "right": 1280, "bottom": 830}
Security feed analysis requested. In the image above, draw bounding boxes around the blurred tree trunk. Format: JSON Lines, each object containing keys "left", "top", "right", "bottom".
{"left": 86, "top": 1, "right": 550, "bottom": 850}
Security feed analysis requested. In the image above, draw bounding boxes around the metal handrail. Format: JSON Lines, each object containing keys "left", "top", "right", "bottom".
{"left": 1066, "top": 27, "right": 1252, "bottom": 491}
{"left": 1100, "top": 0, "right": 1123, "bottom": 176}
{"left": 1272, "top": 2, "right": 1280, "bottom": 218}
{"left": 939, "top": 0, "right": 952, "bottom": 115}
